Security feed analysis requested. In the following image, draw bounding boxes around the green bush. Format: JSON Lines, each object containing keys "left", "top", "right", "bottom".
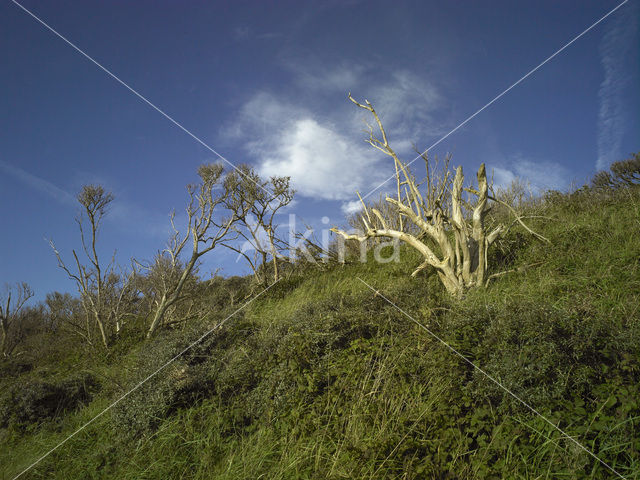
{"left": 109, "top": 326, "right": 221, "bottom": 438}
{"left": 592, "top": 152, "right": 640, "bottom": 189}
{"left": 0, "top": 373, "right": 99, "bottom": 429}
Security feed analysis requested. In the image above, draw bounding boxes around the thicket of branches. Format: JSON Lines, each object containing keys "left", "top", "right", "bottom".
{"left": 221, "top": 164, "right": 295, "bottom": 286}
{"left": 140, "top": 164, "right": 241, "bottom": 338}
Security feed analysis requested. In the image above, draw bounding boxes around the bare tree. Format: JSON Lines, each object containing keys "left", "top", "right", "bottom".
{"left": 144, "top": 163, "right": 237, "bottom": 338}
{"left": 0, "top": 282, "right": 34, "bottom": 358}
{"left": 332, "top": 95, "right": 548, "bottom": 296}
{"left": 50, "top": 185, "right": 136, "bottom": 348}
{"left": 222, "top": 164, "right": 295, "bottom": 285}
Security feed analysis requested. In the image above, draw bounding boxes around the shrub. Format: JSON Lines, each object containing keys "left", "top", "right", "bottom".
{"left": 109, "top": 358, "right": 213, "bottom": 439}
{"left": 592, "top": 152, "right": 640, "bottom": 189}
{"left": 109, "top": 325, "right": 227, "bottom": 438}
{"left": 0, "top": 373, "right": 99, "bottom": 429}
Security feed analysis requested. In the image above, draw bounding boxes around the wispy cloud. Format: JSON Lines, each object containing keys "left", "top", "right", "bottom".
{"left": 0, "top": 160, "right": 171, "bottom": 241}
{"left": 283, "top": 59, "right": 449, "bottom": 145}
{"left": 109, "top": 200, "right": 173, "bottom": 240}
{"left": 363, "top": 70, "right": 448, "bottom": 144}
{"left": 0, "top": 160, "right": 76, "bottom": 206}
{"left": 284, "top": 59, "right": 364, "bottom": 93}
{"left": 490, "top": 154, "right": 570, "bottom": 193}
{"left": 233, "top": 25, "right": 250, "bottom": 41}
{"left": 232, "top": 24, "right": 283, "bottom": 42}
{"left": 597, "top": 2, "right": 638, "bottom": 171}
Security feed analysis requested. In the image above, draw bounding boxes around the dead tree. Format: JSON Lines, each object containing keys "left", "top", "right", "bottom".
{"left": 50, "top": 185, "right": 136, "bottom": 348}
{"left": 221, "top": 165, "right": 295, "bottom": 285}
{"left": 0, "top": 282, "right": 34, "bottom": 358}
{"left": 144, "top": 163, "right": 237, "bottom": 338}
{"left": 332, "top": 95, "right": 548, "bottom": 296}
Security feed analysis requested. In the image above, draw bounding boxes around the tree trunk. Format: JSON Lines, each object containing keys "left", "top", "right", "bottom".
{"left": 94, "top": 311, "right": 109, "bottom": 348}
{"left": 147, "top": 297, "right": 171, "bottom": 338}
{"left": 269, "top": 229, "right": 279, "bottom": 283}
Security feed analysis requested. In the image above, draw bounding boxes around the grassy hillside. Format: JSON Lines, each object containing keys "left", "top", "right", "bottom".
{"left": 2, "top": 185, "right": 640, "bottom": 479}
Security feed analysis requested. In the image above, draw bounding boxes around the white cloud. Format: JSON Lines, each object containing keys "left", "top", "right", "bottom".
{"left": 221, "top": 92, "right": 303, "bottom": 142}
{"left": 225, "top": 92, "right": 389, "bottom": 201}
{"left": 341, "top": 199, "right": 363, "bottom": 215}
{"left": 224, "top": 66, "right": 450, "bottom": 203}
{"left": 597, "top": 3, "right": 638, "bottom": 170}
{"left": 491, "top": 166, "right": 516, "bottom": 189}
{"left": 259, "top": 117, "right": 386, "bottom": 200}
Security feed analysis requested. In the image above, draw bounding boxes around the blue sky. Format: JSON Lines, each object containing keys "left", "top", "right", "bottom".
{"left": 1, "top": 0, "right": 638, "bottom": 301}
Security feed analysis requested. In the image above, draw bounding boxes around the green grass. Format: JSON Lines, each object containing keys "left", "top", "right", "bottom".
{"left": 2, "top": 186, "right": 640, "bottom": 479}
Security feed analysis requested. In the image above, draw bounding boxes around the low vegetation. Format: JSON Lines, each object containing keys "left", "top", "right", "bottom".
{"left": 1, "top": 162, "right": 639, "bottom": 478}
